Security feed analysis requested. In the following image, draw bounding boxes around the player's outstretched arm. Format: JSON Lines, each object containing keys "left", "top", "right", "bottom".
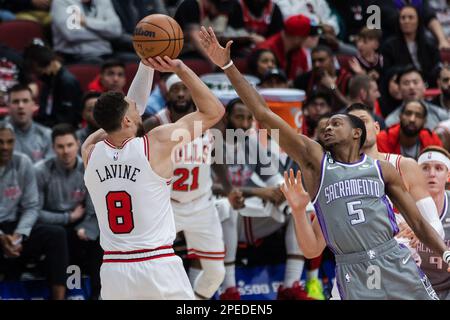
{"left": 127, "top": 59, "right": 155, "bottom": 116}
{"left": 400, "top": 158, "right": 445, "bottom": 238}
{"left": 382, "top": 161, "right": 450, "bottom": 270}
{"left": 280, "top": 169, "right": 326, "bottom": 258}
{"left": 143, "top": 56, "right": 224, "bottom": 178}
{"left": 198, "top": 26, "right": 323, "bottom": 170}
{"left": 81, "top": 128, "right": 107, "bottom": 167}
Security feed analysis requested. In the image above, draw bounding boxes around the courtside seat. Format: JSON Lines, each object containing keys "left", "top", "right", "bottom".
{"left": 0, "top": 20, "right": 43, "bottom": 52}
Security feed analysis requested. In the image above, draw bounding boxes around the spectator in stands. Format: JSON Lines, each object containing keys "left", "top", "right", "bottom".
{"left": 274, "top": 0, "right": 340, "bottom": 36}
{"left": 259, "top": 68, "right": 288, "bottom": 88}
{"left": 385, "top": 65, "right": 449, "bottom": 130}
{"left": 175, "top": 0, "right": 240, "bottom": 60}
{"left": 377, "top": 100, "right": 443, "bottom": 159}
{"left": 87, "top": 59, "right": 126, "bottom": 93}
{"left": 216, "top": 98, "right": 311, "bottom": 300}
{"left": 23, "top": 43, "right": 82, "bottom": 128}
{"left": 301, "top": 90, "right": 332, "bottom": 138}
{"left": 382, "top": 5, "right": 441, "bottom": 87}
{"left": 347, "top": 74, "right": 385, "bottom": 129}
{"left": 376, "top": 0, "right": 450, "bottom": 49}
{"left": 247, "top": 48, "right": 278, "bottom": 81}
{"left": 0, "top": 44, "right": 30, "bottom": 107}
{"left": 379, "top": 67, "right": 403, "bottom": 118}
{"left": 76, "top": 91, "right": 100, "bottom": 145}
{"left": 429, "top": 0, "right": 450, "bottom": 40}
{"left": 144, "top": 72, "right": 170, "bottom": 117}
{"left": 294, "top": 45, "right": 352, "bottom": 111}
{"left": 51, "top": 0, "right": 122, "bottom": 64}
{"left": 35, "top": 124, "right": 101, "bottom": 299}
{"left": 5, "top": 84, "right": 53, "bottom": 162}
{"left": 110, "top": 0, "right": 155, "bottom": 61}
{"left": 226, "top": 0, "right": 284, "bottom": 44}
{"left": 326, "top": 0, "right": 371, "bottom": 44}
{"left": 0, "top": 0, "right": 51, "bottom": 26}
{"left": 348, "top": 27, "right": 383, "bottom": 81}
{"left": 0, "top": 122, "right": 68, "bottom": 300}
{"left": 432, "top": 64, "right": 450, "bottom": 112}
{"left": 256, "top": 14, "right": 321, "bottom": 80}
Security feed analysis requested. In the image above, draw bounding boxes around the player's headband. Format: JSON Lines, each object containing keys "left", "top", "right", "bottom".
{"left": 165, "top": 74, "right": 182, "bottom": 92}
{"left": 418, "top": 151, "right": 450, "bottom": 170}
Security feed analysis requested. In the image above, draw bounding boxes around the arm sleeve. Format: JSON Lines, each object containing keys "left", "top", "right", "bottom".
{"left": 15, "top": 159, "right": 39, "bottom": 237}
{"left": 127, "top": 62, "right": 155, "bottom": 116}
{"left": 84, "top": 0, "right": 122, "bottom": 39}
{"left": 416, "top": 197, "right": 445, "bottom": 239}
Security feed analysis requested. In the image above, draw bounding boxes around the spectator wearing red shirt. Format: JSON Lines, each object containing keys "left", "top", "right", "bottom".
{"left": 377, "top": 100, "right": 443, "bottom": 160}
{"left": 256, "top": 14, "right": 320, "bottom": 80}
{"left": 88, "top": 59, "right": 126, "bottom": 93}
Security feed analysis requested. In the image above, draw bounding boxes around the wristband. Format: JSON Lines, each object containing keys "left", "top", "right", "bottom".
{"left": 221, "top": 60, "right": 234, "bottom": 70}
{"left": 443, "top": 250, "right": 450, "bottom": 264}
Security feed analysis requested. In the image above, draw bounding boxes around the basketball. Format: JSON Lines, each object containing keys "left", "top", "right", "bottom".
{"left": 132, "top": 14, "right": 184, "bottom": 60}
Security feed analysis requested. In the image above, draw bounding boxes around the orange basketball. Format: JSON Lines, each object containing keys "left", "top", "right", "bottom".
{"left": 132, "top": 14, "right": 184, "bottom": 60}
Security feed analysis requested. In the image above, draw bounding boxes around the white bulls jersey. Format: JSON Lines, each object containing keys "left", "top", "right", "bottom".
{"left": 156, "top": 109, "right": 214, "bottom": 204}
{"left": 84, "top": 136, "right": 175, "bottom": 252}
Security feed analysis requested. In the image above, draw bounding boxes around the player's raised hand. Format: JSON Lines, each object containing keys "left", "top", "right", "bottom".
{"left": 280, "top": 169, "right": 310, "bottom": 212}
{"left": 145, "top": 56, "right": 184, "bottom": 73}
{"left": 199, "top": 26, "right": 233, "bottom": 68}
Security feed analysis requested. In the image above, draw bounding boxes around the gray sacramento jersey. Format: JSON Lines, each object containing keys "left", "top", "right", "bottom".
{"left": 312, "top": 153, "right": 399, "bottom": 255}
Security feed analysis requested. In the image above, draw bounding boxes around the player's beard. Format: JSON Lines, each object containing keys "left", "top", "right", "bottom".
{"left": 136, "top": 123, "right": 145, "bottom": 137}
{"left": 167, "top": 99, "right": 194, "bottom": 114}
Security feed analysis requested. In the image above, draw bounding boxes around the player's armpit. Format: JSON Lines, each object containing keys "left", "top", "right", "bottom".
{"left": 81, "top": 129, "right": 107, "bottom": 167}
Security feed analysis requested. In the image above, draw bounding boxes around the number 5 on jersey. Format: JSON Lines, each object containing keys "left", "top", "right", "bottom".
{"left": 347, "top": 200, "right": 366, "bottom": 225}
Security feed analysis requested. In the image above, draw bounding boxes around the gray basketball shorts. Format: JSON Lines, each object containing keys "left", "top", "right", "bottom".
{"left": 334, "top": 238, "right": 439, "bottom": 300}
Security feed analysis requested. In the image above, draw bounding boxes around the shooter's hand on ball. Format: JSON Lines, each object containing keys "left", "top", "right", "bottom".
{"left": 199, "top": 26, "right": 233, "bottom": 68}
{"left": 145, "top": 56, "right": 184, "bottom": 73}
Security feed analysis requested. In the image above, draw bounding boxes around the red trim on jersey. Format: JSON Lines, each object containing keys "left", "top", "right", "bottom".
{"left": 188, "top": 248, "right": 226, "bottom": 255}
{"left": 103, "top": 253, "right": 175, "bottom": 263}
{"left": 104, "top": 137, "right": 133, "bottom": 149}
{"left": 143, "top": 135, "right": 150, "bottom": 160}
{"left": 103, "top": 245, "right": 173, "bottom": 255}
{"left": 186, "top": 254, "right": 225, "bottom": 260}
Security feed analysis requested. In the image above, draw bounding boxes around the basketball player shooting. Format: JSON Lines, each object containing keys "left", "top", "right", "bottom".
{"left": 81, "top": 56, "right": 224, "bottom": 299}
{"left": 199, "top": 26, "right": 450, "bottom": 299}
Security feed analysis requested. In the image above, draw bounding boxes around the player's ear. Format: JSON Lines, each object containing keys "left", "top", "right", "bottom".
{"left": 353, "top": 127, "right": 362, "bottom": 140}
{"left": 374, "top": 121, "right": 380, "bottom": 134}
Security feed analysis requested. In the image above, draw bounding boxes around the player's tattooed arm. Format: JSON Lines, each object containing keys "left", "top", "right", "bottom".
{"left": 381, "top": 160, "right": 449, "bottom": 258}
{"left": 198, "top": 26, "right": 324, "bottom": 172}
{"left": 280, "top": 169, "right": 326, "bottom": 258}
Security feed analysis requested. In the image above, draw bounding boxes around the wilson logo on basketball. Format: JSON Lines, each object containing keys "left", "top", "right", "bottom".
{"left": 133, "top": 28, "right": 156, "bottom": 38}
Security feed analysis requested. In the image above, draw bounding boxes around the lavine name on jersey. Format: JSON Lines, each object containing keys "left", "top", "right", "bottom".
{"left": 95, "top": 164, "right": 141, "bottom": 183}
{"left": 324, "top": 178, "right": 381, "bottom": 204}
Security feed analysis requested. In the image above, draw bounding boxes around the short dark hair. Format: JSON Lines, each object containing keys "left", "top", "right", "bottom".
{"left": 311, "top": 45, "right": 334, "bottom": 57}
{"left": 305, "top": 90, "right": 332, "bottom": 108}
{"left": 348, "top": 74, "right": 371, "bottom": 99}
{"left": 346, "top": 103, "right": 374, "bottom": 119}
{"left": 7, "top": 83, "right": 33, "bottom": 98}
{"left": 357, "top": 27, "right": 382, "bottom": 42}
{"left": 51, "top": 123, "right": 78, "bottom": 143}
{"left": 82, "top": 91, "right": 102, "bottom": 110}
{"left": 396, "top": 65, "right": 424, "bottom": 84}
{"left": 225, "top": 98, "right": 244, "bottom": 115}
{"left": 101, "top": 59, "right": 125, "bottom": 73}
{"left": 400, "top": 100, "right": 428, "bottom": 118}
{"left": 23, "top": 43, "right": 55, "bottom": 69}
{"left": 335, "top": 113, "right": 367, "bottom": 150}
{"left": 94, "top": 91, "right": 129, "bottom": 133}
